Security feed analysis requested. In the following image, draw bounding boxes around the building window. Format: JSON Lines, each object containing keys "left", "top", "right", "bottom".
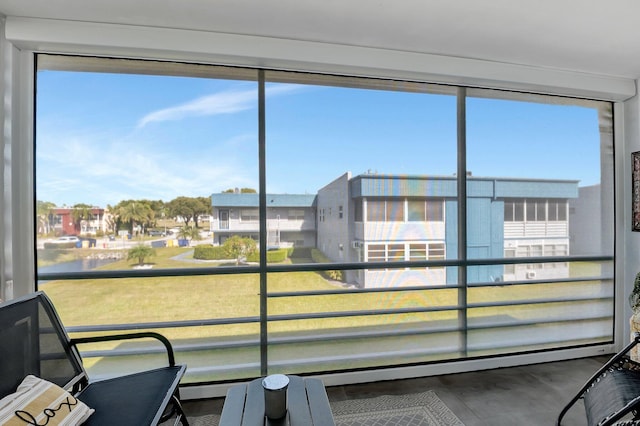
{"left": 388, "top": 244, "right": 405, "bottom": 261}
{"left": 426, "top": 200, "right": 444, "bottom": 222}
{"left": 366, "top": 199, "right": 405, "bottom": 222}
{"left": 366, "top": 200, "right": 385, "bottom": 222}
{"left": 408, "top": 200, "right": 426, "bottom": 221}
{"left": 387, "top": 201, "right": 404, "bottom": 222}
{"left": 548, "top": 200, "right": 568, "bottom": 221}
{"left": 366, "top": 242, "right": 444, "bottom": 263}
{"left": 288, "top": 209, "right": 305, "bottom": 221}
{"left": 526, "top": 201, "right": 546, "bottom": 222}
{"left": 409, "top": 243, "right": 427, "bottom": 260}
{"left": 367, "top": 244, "right": 386, "bottom": 262}
{"left": 241, "top": 209, "right": 259, "bottom": 221}
{"left": 338, "top": 205, "right": 343, "bottom": 219}
{"left": 504, "top": 200, "right": 526, "bottom": 222}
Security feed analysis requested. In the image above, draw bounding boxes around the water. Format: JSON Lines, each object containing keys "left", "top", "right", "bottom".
{"left": 39, "top": 258, "right": 118, "bottom": 275}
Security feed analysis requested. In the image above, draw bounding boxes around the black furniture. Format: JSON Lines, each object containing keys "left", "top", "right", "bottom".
{"left": 0, "top": 291, "right": 188, "bottom": 426}
{"left": 220, "top": 375, "right": 335, "bottom": 425}
{"left": 558, "top": 333, "right": 640, "bottom": 425}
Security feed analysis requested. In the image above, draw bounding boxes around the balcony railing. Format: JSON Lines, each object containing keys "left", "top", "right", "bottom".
{"left": 38, "top": 255, "right": 614, "bottom": 385}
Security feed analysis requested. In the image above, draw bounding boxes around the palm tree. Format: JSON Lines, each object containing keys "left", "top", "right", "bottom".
{"left": 113, "top": 200, "right": 154, "bottom": 236}
{"left": 36, "top": 200, "right": 56, "bottom": 235}
{"left": 127, "top": 244, "right": 156, "bottom": 266}
{"left": 71, "top": 203, "right": 93, "bottom": 234}
{"left": 177, "top": 225, "right": 201, "bottom": 245}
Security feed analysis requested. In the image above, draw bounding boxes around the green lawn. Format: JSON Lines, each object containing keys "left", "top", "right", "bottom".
{"left": 41, "top": 248, "right": 608, "bottom": 340}
{"left": 39, "top": 248, "right": 611, "bottom": 379}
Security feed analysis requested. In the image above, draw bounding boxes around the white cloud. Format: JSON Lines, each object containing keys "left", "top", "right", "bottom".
{"left": 36, "top": 128, "right": 257, "bottom": 206}
{"left": 37, "top": 83, "right": 305, "bottom": 206}
{"left": 136, "top": 84, "right": 303, "bottom": 128}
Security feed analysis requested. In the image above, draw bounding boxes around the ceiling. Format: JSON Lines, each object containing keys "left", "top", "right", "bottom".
{"left": 0, "top": 0, "right": 639, "bottom": 80}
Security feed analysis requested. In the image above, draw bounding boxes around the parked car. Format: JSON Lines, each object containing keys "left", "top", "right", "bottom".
{"left": 43, "top": 235, "right": 81, "bottom": 249}
{"left": 52, "top": 236, "right": 80, "bottom": 244}
{"left": 147, "top": 230, "right": 166, "bottom": 237}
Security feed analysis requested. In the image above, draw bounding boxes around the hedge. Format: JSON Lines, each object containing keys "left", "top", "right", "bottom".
{"left": 310, "top": 249, "right": 343, "bottom": 281}
{"left": 247, "top": 248, "right": 288, "bottom": 263}
{"left": 193, "top": 245, "right": 231, "bottom": 260}
{"left": 193, "top": 245, "right": 289, "bottom": 263}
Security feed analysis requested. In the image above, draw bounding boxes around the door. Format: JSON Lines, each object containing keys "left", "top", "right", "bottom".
{"left": 219, "top": 210, "right": 229, "bottom": 230}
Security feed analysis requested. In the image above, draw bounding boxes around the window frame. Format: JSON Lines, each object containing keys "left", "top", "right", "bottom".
{"left": 25, "top": 50, "right": 620, "bottom": 396}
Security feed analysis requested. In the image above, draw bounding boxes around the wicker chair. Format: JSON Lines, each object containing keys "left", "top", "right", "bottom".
{"left": 558, "top": 333, "right": 640, "bottom": 426}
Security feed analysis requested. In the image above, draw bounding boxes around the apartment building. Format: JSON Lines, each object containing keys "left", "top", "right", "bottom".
{"left": 210, "top": 192, "right": 316, "bottom": 248}
{"left": 47, "top": 207, "right": 110, "bottom": 236}
{"left": 318, "top": 172, "right": 578, "bottom": 288}
{"left": 212, "top": 172, "right": 578, "bottom": 289}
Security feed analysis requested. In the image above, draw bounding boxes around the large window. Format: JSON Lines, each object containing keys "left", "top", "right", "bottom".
{"left": 35, "top": 55, "right": 614, "bottom": 387}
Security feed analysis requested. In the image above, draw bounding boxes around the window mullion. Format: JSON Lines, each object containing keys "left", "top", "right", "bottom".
{"left": 258, "top": 70, "right": 268, "bottom": 376}
{"left": 457, "top": 86, "right": 468, "bottom": 357}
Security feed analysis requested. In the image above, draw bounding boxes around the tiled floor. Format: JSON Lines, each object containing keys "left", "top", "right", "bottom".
{"left": 181, "top": 355, "right": 608, "bottom": 425}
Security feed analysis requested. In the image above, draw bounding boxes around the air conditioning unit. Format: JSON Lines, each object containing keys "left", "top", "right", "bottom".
{"left": 525, "top": 271, "right": 537, "bottom": 279}
{"left": 351, "top": 241, "right": 363, "bottom": 249}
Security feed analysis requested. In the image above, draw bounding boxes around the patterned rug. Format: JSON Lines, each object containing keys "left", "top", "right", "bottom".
{"left": 331, "top": 391, "right": 464, "bottom": 426}
{"left": 187, "top": 390, "right": 463, "bottom": 426}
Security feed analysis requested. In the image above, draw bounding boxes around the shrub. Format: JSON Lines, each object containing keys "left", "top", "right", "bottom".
{"left": 127, "top": 244, "right": 155, "bottom": 266}
{"left": 290, "top": 247, "right": 311, "bottom": 259}
{"left": 193, "top": 244, "right": 230, "bottom": 260}
{"left": 310, "top": 249, "right": 343, "bottom": 281}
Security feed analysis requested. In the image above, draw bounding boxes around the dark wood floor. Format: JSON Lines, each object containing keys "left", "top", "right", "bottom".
{"left": 181, "top": 355, "right": 608, "bottom": 425}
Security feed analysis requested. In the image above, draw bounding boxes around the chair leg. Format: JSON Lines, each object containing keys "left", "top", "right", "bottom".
{"left": 172, "top": 394, "right": 189, "bottom": 426}
{"left": 159, "top": 394, "right": 189, "bottom": 426}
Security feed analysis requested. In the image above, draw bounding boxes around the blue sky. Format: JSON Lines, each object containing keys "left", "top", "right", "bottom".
{"left": 36, "top": 69, "right": 603, "bottom": 207}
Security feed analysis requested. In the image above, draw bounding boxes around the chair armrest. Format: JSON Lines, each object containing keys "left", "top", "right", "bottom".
{"left": 70, "top": 331, "right": 177, "bottom": 366}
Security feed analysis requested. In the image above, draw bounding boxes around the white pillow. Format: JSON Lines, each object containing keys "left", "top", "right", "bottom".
{"left": 0, "top": 375, "right": 94, "bottom": 425}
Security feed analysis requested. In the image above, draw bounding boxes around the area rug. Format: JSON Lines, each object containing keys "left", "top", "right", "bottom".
{"left": 331, "top": 390, "right": 464, "bottom": 426}
{"left": 188, "top": 414, "right": 220, "bottom": 426}
{"left": 187, "top": 390, "right": 463, "bottom": 425}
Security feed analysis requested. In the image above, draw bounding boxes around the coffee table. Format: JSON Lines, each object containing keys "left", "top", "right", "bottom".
{"left": 219, "top": 375, "right": 335, "bottom": 425}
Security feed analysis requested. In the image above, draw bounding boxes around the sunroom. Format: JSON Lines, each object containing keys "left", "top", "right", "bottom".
{"left": 0, "top": 0, "right": 636, "bottom": 409}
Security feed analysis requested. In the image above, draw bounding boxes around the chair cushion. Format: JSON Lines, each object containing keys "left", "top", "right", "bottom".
{"left": 0, "top": 375, "right": 94, "bottom": 425}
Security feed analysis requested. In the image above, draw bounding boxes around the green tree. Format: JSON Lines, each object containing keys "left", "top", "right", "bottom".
{"left": 177, "top": 225, "right": 201, "bottom": 244}
{"left": 222, "top": 188, "right": 257, "bottom": 193}
{"left": 112, "top": 200, "right": 154, "bottom": 235}
{"left": 71, "top": 203, "right": 93, "bottom": 234}
{"left": 168, "top": 196, "right": 211, "bottom": 228}
{"left": 223, "top": 235, "right": 257, "bottom": 265}
{"left": 144, "top": 199, "right": 166, "bottom": 228}
{"left": 36, "top": 200, "right": 57, "bottom": 235}
{"left": 127, "top": 244, "right": 156, "bottom": 266}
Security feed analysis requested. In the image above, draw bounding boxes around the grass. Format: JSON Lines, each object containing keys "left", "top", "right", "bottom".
{"left": 41, "top": 249, "right": 608, "bottom": 334}
{"left": 39, "top": 248, "right": 612, "bottom": 380}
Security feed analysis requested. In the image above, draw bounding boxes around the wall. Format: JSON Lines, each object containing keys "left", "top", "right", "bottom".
{"left": 316, "top": 172, "right": 351, "bottom": 265}
{"left": 1, "top": 17, "right": 35, "bottom": 300}
{"left": 623, "top": 94, "right": 640, "bottom": 344}
{"left": 0, "top": 13, "right": 633, "bottom": 389}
